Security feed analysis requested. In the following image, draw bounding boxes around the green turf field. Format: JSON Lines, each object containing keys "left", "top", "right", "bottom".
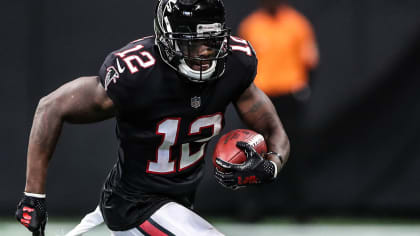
{"left": 2, "top": 218, "right": 420, "bottom": 236}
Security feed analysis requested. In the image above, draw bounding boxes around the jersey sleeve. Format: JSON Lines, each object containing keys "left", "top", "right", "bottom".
{"left": 230, "top": 38, "right": 259, "bottom": 102}
{"left": 98, "top": 51, "right": 133, "bottom": 109}
{"left": 245, "top": 40, "right": 258, "bottom": 84}
{"left": 99, "top": 40, "right": 159, "bottom": 110}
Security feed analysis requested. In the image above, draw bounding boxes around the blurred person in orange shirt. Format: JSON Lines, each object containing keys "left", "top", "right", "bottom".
{"left": 237, "top": 0, "right": 318, "bottom": 220}
{"left": 239, "top": 0, "right": 318, "bottom": 142}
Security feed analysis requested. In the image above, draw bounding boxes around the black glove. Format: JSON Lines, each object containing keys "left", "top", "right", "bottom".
{"left": 214, "top": 141, "right": 278, "bottom": 190}
{"left": 16, "top": 194, "right": 47, "bottom": 235}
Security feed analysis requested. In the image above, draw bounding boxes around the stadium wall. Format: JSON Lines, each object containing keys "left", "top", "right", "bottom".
{"left": 1, "top": 0, "right": 420, "bottom": 219}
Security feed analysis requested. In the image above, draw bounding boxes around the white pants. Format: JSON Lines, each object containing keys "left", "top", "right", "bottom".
{"left": 66, "top": 202, "right": 224, "bottom": 236}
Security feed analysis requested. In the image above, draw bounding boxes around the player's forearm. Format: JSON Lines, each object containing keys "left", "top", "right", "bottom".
{"left": 235, "top": 84, "right": 290, "bottom": 168}
{"left": 243, "top": 103, "right": 290, "bottom": 169}
{"left": 258, "top": 113, "right": 290, "bottom": 169}
{"left": 25, "top": 96, "right": 64, "bottom": 194}
{"left": 264, "top": 123, "right": 290, "bottom": 167}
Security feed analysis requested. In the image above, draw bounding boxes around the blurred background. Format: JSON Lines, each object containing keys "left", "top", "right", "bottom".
{"left": 2, "top": 0, "right": 420, "bottom": 235}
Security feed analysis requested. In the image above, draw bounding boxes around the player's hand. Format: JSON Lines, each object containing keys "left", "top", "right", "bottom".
{"left": 214, "top": 141, "right": 278, "bottom": 190}
{"left": 16, "top": 193, "right": 47, "bottom": 234}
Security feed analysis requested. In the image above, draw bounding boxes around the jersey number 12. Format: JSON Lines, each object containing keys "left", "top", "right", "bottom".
{"left": 147, "top": 113, "right": 223, "bottom": 174}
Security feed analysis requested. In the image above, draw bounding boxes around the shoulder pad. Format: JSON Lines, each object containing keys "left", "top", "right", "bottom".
{"left": 98, "top": 37, "right": 158, "bottom": 107}
{"left": 230, "top": 36, "right": 257, "bottom": 58}
{"left": 229, "top": 36, "right": 258, "bottom": 73}
{"left": 102, "top": 36, "right": 157, "bottom": 85}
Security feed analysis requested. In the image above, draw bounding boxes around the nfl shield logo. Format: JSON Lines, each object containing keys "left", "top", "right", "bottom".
{"left": 191, "top": 96, "right": 201, "bottom": 109}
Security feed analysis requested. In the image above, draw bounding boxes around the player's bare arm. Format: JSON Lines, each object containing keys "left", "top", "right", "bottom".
{"left": 234, "top": 83, "right": 290, "bottom": 169}
{"left": 25, "top": 76, "right": 115, "bottom": 194}
{"left": 214, "top": 83, "right": 289, "bottom": 189}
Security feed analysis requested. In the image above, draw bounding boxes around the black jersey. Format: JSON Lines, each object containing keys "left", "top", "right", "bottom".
{"left": 98, "top": 36, "right": 257, "bottom": 230}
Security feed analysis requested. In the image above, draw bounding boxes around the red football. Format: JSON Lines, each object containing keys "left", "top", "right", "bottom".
{"left": 212, "top": 129, "right": 267, "bottom": 170}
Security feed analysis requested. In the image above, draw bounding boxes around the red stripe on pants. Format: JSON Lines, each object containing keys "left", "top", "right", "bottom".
{"left": 139, "top": 220, "right": 168, "bottom": 236}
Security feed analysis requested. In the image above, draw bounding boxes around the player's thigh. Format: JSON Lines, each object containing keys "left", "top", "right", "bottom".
{"left": 145, "top": 202, "right": 223, "bottom": 236}
{"left": 111, "top": 201, "right": 223, "bottom": 236}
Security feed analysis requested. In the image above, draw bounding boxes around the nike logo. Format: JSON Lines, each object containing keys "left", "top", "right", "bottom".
{"left": 116, "top": 58, "right": 126, "bottom": 73}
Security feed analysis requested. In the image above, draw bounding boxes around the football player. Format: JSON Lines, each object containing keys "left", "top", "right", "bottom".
{"left": 16, "top": 0, "right": 290, "bottom": 235}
